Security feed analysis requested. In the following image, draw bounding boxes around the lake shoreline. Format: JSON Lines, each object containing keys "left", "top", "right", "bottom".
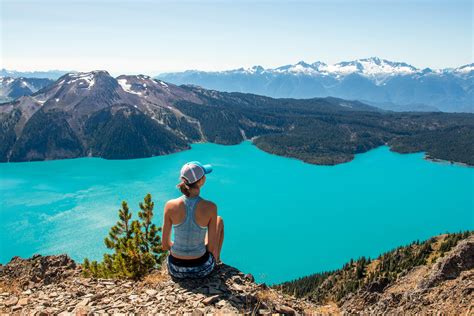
{"left": 2, "top": 139, "right": 473, "bottom": 168}
{"left": 424, "top": 155, "right": 474, "bottom": 168}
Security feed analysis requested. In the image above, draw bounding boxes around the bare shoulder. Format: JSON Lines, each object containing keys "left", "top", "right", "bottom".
{"left": 165, "top": 198, "right": 182, "bottom": 212}
{"left": 200, "top": 199, "right": 217, "bottom": 214}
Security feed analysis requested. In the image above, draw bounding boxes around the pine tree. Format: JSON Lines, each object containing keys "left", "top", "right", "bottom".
{"left": 137, "top": 193, "right": 166, "bottom": 263}
{"left": 105, "top": 201, "right": 132, "bottom": 250}
{"left": 82, "top": 194, "right": 166, "bottom": 279}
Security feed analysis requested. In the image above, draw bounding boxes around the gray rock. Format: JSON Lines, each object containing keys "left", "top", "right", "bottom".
{"left": 244, "top": 273, "right": 255, "bottom": 282}
{"left": 275, "top": 304, "right": 297, "bottom": 315}
{"left": 420, "top": 237, "right": 474, "bottom": 289}
{"left": 201, "top": 295, "right": 220, "bottom": 306}
{"left": 145, "top": 289, "right": 158, "bottom": 296}
{"left": 76, "top": 297, "right": 90, "bottom": 307}
{"left": 4, "top": 296, "right": 19, "bottom": 307}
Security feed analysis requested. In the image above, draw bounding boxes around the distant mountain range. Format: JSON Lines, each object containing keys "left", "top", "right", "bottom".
{"left": 1, "top": 70, "right": 473, "bottom": 165}
{"left": 157, "top": 57, "right": 474, "bottom": 113}
{"left": 0, "top": 69, "right": 70, "bottom": 80}
{"left": 0, "top": 77, "right": 54, "bottom": 103}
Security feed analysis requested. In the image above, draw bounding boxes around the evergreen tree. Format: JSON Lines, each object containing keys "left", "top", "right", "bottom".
{"left": 82, "top": 194, "right": 166, "bottom": 279}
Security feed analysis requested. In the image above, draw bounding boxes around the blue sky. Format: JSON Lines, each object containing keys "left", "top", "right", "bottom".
{"left": 1, "top": 0, "right": 472, "bottom": 75}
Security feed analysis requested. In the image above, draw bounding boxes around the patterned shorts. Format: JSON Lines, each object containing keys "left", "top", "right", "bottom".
{"left": 167, "top": 251, "right": 216, "bottom": 279}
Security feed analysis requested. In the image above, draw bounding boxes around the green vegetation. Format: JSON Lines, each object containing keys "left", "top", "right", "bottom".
{"left": 82, "top": 193, "right": 166, "bottom": 279}
{"left": 9, "top": 109, "right": 84, "bottom": 162}
{"left": 276, "top": 231, "right": 472, "bottom": 304}
{"left": 176, "top": 88, "right": 474, "bottom": 166}
{"left": 84, "top": 106, "right": 189, "bottom": 159}
{"left": 390, "top": 125, "right": 474, "bottom": 165}
{"left": 0, "top": 108, "right": 21, "bottom": 162}
{"left": 3, "top": 83, "right": 474, "bottom": 164}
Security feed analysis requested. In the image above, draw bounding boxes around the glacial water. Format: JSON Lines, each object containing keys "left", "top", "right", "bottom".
{"left": 0, "top": 142, "right": 473, "bottom": 284}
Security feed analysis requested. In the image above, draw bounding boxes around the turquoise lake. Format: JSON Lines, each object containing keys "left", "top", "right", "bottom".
{"left": 0, "top": 142, "right": 473, "bottom": 284}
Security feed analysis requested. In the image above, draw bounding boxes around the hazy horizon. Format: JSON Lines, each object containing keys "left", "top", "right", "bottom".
{"left": 1, "top": 0, "right": 472, "bottom": 74}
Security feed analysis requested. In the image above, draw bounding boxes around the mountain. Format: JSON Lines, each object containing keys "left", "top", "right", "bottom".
{"left": 0, "top": 232, "right": 471, "bottom": 314}
{"left": 157, "top": 57, "right": 474, "bottom": 113}
{"left": 0, "top": 69, "right": 70, "bottom": 80}
{"left": 277, "top": 232, "right": 473, "bottom": 314}
{"left": 0, "top": 77, "right": 54, "bottom": 103}
{"left": 1, "top": 70, "right": 473, "bottom": 165}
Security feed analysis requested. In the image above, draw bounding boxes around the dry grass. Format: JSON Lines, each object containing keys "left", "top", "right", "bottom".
{"left": 142, "top": 269, "right": 170, "bottom": 285}
{"left": 256, "top": 288, "right": 280, "bottom": 303}
{"left": 304, "top": 302, "right": 341, "bottom": 315}
{"left": 252, "top": 289, "right": 280, "bottom": 315}
{"left": 365, "top": 258, "right": 380, "bottom": 275}
{"left": 426, "top": 234, "right": 447, "bottom": 265}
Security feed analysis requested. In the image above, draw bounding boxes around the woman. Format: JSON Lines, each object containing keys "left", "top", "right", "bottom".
{"left": 162, "top": 161, "right": 224, "bottom": 279}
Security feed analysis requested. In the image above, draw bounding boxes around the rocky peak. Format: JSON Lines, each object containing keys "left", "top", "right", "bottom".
{"left": 0, "top": 255, "right": 316, "bottom": 314}
{"left": 37, "top": 71, "right": 121, "bottom": 112}
{"left": 340, "top": 235, "right": 474, "bottom": 314}
{"left": 310, "top": 61, "right": 328, "bottom": 70}
{"left": 454, "top": 63, "right": 474, "bottom": 74}
{"left": 116, "top": 74, "right": 169, "bottom": 97}
{"left": 0, "top": 255, "right": 76, "bottom": 289}
{"left": 249, "top": 65, "right": 265, "bottom": 74}
{"left": 0, "top": 77, "right": 54, "bottom": 100}
{"left": 419, "top": 235, "right": 474, "bottom": 289}
{"left": 58, "top": 71, "right": 112, "bottom": 88}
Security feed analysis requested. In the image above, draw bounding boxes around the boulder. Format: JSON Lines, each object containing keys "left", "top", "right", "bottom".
{"left": 419, "top": 236, "right": 474, "bottom": 289}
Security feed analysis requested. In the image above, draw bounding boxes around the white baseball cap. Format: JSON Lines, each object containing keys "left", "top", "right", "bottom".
{"left": 180, "top": 161, "right": 213, "bottom": 184}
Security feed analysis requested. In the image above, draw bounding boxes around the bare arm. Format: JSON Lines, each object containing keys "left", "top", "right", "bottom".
{"left": 206, "top": 203, "right": 218, "bottom": 259}
{"left": 161, "top": 202, "right": 173, "bottom": 251}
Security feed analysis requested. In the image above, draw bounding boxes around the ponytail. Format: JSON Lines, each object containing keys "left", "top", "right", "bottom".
{"left": 177, "top": 177, "right": 199, "bottom": 197}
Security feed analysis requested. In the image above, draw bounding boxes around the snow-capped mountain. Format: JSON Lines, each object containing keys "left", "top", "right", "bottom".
{"left": 1, "top": 70, "right": 472, "bottom": 166}
{"left": 0, "top": 77, "right": 54, "bottom": 102}
{"left": 158, "top": 57, "right": 474, "bottom": 112}
{"left": 271, "top": 57, "right": 418, "bottom": 77}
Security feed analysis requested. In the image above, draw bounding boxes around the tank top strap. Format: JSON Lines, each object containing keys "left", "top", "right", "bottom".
{"left": 181, "top": 195, "right": 202, "bottom": 223}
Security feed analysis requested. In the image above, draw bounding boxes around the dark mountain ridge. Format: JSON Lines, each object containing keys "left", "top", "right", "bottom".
{"left": 1, "top": 71, "right": 473, "bottom": 165}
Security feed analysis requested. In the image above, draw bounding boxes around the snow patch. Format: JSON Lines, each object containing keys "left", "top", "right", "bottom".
{"left": 0, "top": 77, "right": 15, "bottom": 85}
{"left": 67, "top": 72, "right": 96, "bottom": 89}
{"left": 117, "top": 78, "right": 142, "bottom": 95}
{"left": 339, "top": 102, "right": 353, "bottom": 108}
{"left": 454, "top": 64, "right": 474, "bottom": 74}
{"left": 158, "top": 80, "right": 168, "bottom": 88}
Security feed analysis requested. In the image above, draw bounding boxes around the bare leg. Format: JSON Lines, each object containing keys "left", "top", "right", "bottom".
{"left": 205, "top": 216, "right": 224, "bottom": 262}
{"left": 215, "top": 216, "right": 224, "bottom": 262}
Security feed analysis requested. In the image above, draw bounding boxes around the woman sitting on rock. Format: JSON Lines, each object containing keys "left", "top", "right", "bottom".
{"left": 162, "top": 161, "right": 224, "bottom": 279}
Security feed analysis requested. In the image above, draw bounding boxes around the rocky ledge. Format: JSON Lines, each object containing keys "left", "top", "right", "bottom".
{"left": 0, "top": 256, "right": 318, "bottom": 315}
{"left": 1, "top": 235, "right": 472, "bottom": 315}
{"left": 340, "top": 235, "right": 474, "bottom": 314}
